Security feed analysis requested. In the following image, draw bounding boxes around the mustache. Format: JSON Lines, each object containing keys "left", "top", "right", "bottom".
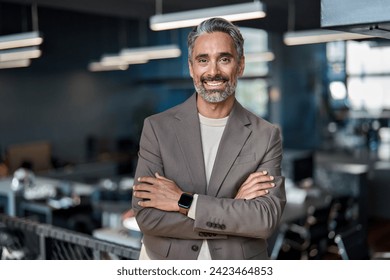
{"left": 201, "top": 74, "right": 228, "bottom": 83}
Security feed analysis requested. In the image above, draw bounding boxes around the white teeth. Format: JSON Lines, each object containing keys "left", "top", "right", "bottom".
{"left": 205, "top": 81, "right": 223, "bottom": 86}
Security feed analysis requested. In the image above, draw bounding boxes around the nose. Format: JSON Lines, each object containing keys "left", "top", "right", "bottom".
{"left": 208, "top": 60, "right": 220, "bottom": 77}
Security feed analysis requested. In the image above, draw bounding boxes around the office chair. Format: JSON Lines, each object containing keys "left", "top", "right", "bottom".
{"left": 334, "top": 224, "right": 370, "bottom": 259}
{"left": 334, "top": 223, "right": 390, "bottom": 260}
{"left": 272, "top": 203, "right": 333, "bottom": 260}
{"left": 327, "top": 195, "right": 359, "bottom": 253}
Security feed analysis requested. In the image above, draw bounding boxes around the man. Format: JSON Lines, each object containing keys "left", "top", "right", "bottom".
{"left": 132, "top": 17, "right": 285, "bottom": 260}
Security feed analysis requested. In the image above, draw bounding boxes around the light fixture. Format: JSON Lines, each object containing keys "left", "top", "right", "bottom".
{"left": 87, "top": 52, "right": 151, "bottom": 72}
{"left": 88, "top": 44, "right": 180, "bottom": 72}
{"left": 283, "top": 29, "right": 375, "bottom": 46}
{"left": 0, "top": 46, "right": 41, "bottom": 62}
{"left": 120, "top": 44, "right": 181, "bottom": 60}
{"left": 283, "top": 0, "right": 374, "bottom": 46}
{"left": 88, "top": 62, "right": 129, "bottom": 72}
{"left": 0, "top": 31, "right": 43, "bottom": 51}
{"left": 0, "top": 59, "right": 31, "bottom": 69}
{"left": 101, "top": 54, "right": 149, "bottom": 65}
{"left": 150, "top": 1, "right": 266, "bottom": 31}
{"left": 245, "top": 51, "right": 275, "bottom": 62}
{"left": 0, "top": 4, "right": 43, "bottom": 69}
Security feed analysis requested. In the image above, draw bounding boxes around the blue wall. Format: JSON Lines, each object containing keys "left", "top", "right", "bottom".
{"left": 0, "top": 6, "right": 192, "bottom": 164}
{"left": 270, "top": 34, "right": 328, "bottom": 150}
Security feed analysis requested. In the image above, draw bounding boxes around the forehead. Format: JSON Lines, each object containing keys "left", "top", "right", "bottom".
{"left": 192, "top": 31, "right": 236, "bottom": 56}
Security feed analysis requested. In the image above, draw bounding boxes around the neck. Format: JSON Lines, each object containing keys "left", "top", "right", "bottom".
{"left": 197, "top": 94, "right": 235, "bottom": 118}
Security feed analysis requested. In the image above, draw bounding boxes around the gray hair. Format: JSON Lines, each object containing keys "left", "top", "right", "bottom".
{"left": 187, "top": 17, "right": 244, "bottom": 61}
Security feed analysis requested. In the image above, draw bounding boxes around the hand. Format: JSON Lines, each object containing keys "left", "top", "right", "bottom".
{"left": 235, "top": 171, "right": 275, "bottom": 200}
{"left": 133, "top": 173, "right": 183, "bottom": 212}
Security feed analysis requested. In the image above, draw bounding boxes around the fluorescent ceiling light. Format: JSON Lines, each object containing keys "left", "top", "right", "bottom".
{"left": 284, "top": 29, "right": 375, "bottom": 46}
{"left": 0, "top": 59, "right": 31, "bottom": 69}
{"left": 0, "top": 31, "right": 43, "bottom": 50}
{"left": 88, "top": 62, "right": 129, "bottom": 72}
{"left": 101, "top": 54, "right": 149, "bottom": 65}
{"left": 89, "top": 45, "right": 181, "bottom": 72}
{"left": 245, "top": 51, "right": 275, "bottom": 62}
{"left": 150, "top": 1, "right": 266, "bottom": 31}
{"left": 0, "top": 47, "right": 41, "bottom": 62}
{"left": 120, "top": 44, "right": 181, "bottom": 60}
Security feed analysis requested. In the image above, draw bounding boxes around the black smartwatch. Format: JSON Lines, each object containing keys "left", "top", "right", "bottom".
{"left": 178, "top": 193, "right": 193, "bottom": 215}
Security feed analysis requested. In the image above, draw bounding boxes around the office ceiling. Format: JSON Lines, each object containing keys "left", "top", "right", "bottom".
{"left": 0, "top": 0, "right": 321, "bottom": 33}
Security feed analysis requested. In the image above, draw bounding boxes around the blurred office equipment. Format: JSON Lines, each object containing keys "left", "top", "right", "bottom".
{"left": 282, "top": 150, "right": 314, "bottom": 186}
{"left": 0, "top": 213, "right": 140, "bottom": 260}
{"left": 334, "top": 224, "right": 370, "bottom": 260}
{"left": 272, "top": 196, "right": 333, "bottom": 260}
{"left": 334, "top": 223, "right": 390, "bottom": 260}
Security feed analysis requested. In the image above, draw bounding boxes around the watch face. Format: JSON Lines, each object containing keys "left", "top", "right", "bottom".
{"left": 178, "top": 193, "right": 193, "bottom": 209}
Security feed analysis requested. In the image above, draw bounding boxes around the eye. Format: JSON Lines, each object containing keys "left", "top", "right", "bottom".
{"left": 197, "top": 58, "right": 208, "bottom": 64}
{"left": 220, "top": 57, "right": 231, "bottom": 64}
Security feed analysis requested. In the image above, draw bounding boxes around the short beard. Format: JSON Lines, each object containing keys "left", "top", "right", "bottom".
{"left": 195, "top": 75, "right": 236, "bottom": 103}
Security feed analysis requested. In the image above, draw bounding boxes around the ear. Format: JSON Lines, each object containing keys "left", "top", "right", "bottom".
{"left": 188, "top": 59, "right": 194, "bottom": 78}
{"left": 238, "top": 56, "right": 245, "bottom": 77}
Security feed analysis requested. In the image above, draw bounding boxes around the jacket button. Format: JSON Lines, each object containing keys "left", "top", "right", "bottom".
{"left": 191, "top": 245, "right": 199, "bottom": 251}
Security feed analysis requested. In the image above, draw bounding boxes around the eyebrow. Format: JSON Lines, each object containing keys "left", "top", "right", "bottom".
{"left": 194, "top": 52, "right": 234, "bottom": 60}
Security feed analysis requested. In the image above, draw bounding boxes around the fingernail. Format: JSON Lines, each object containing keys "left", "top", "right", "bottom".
{"left": 137, "top": 177, "right": 141, "bottom": 181}
{"left": 263, "top": 170, "right": 267, "bottom": 175}
{"left": 270, "top": 176, "right": 274, "bottom": 180}
{"left": 265, "top": 190, "right": 269, "bottom": 194}
{"left": 138, "top": 201, "right": 142, "bottom": 206}
{"left": 271, "top": 183, "right": 275, "bottom": 187}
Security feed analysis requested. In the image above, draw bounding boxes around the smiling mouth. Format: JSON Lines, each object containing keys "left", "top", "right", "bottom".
{"left": 202, "top": 75, "right": 228, "bottom": 88}
{"left": 204, "top": 80, "right": 225, "bottom": 87}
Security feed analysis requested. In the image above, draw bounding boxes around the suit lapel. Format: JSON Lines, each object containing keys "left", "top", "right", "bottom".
{"left": 174, "top": 94, "right": 207, "bottom": 194}
{"left": 207, "top": 101, "right": 252, "bottom": 197}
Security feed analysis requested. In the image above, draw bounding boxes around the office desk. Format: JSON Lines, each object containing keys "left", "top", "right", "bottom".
{"left": 0, "top": 176, "right": 94, "bottom": 216}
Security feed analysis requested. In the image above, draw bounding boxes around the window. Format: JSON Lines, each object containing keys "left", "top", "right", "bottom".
{"left": 346, "top": 41, "right": 390, "bottom": 116}
{"left": 235, "top": 27, "right": 271, "bottom": 118}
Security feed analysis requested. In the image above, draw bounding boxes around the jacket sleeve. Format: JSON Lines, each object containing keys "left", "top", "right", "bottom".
{"left": 132, "top": 118, "right": 226, "bottom": 240}
{"left": 193, "top": 126, "right": 286, "bottom": 239}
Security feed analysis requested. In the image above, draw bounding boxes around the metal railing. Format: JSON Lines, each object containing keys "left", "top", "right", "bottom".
{"left": 0, "top": 214, "right": 140, "bottom": 260}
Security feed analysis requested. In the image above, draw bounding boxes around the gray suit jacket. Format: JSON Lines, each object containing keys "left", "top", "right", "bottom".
{"left": 132, "top": 93, "right": 286, "bottom": 260}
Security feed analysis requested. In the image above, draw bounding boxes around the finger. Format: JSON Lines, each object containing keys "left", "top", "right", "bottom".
{"left": 248, "top": 182, "right": 275, "bottom": 192}
{"left": 138, "top": 199, "right": 154, "bottom": 208}
{"left": 133, "top": 190, "right": 153, "bottom": 199}
{"left": 137, "top": 176, "right": 158, "bottom": 185}
{"left": 133, "top": 183, "right": 160, "bottom": 193}
{"left": 236, "top": 182, "right": 275, "bottom": 199}
{"left": 239, "top": 178, "right": 275, "bottom": 194}
{"left": 242, "top": 171, "right": 269, "bottom": 185}
{"left": 244, "top": 175, "right": 274, "bottom": 187}
{"left": 242, "top": 171, "right": 267, "bottom": 185}
{"left": 243, "top": 189, "right": 269, "bottom": 200}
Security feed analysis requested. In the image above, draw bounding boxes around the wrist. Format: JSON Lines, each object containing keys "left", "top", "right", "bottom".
{"left": 178, "top": 192, "right": 193, "bottom": 215}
